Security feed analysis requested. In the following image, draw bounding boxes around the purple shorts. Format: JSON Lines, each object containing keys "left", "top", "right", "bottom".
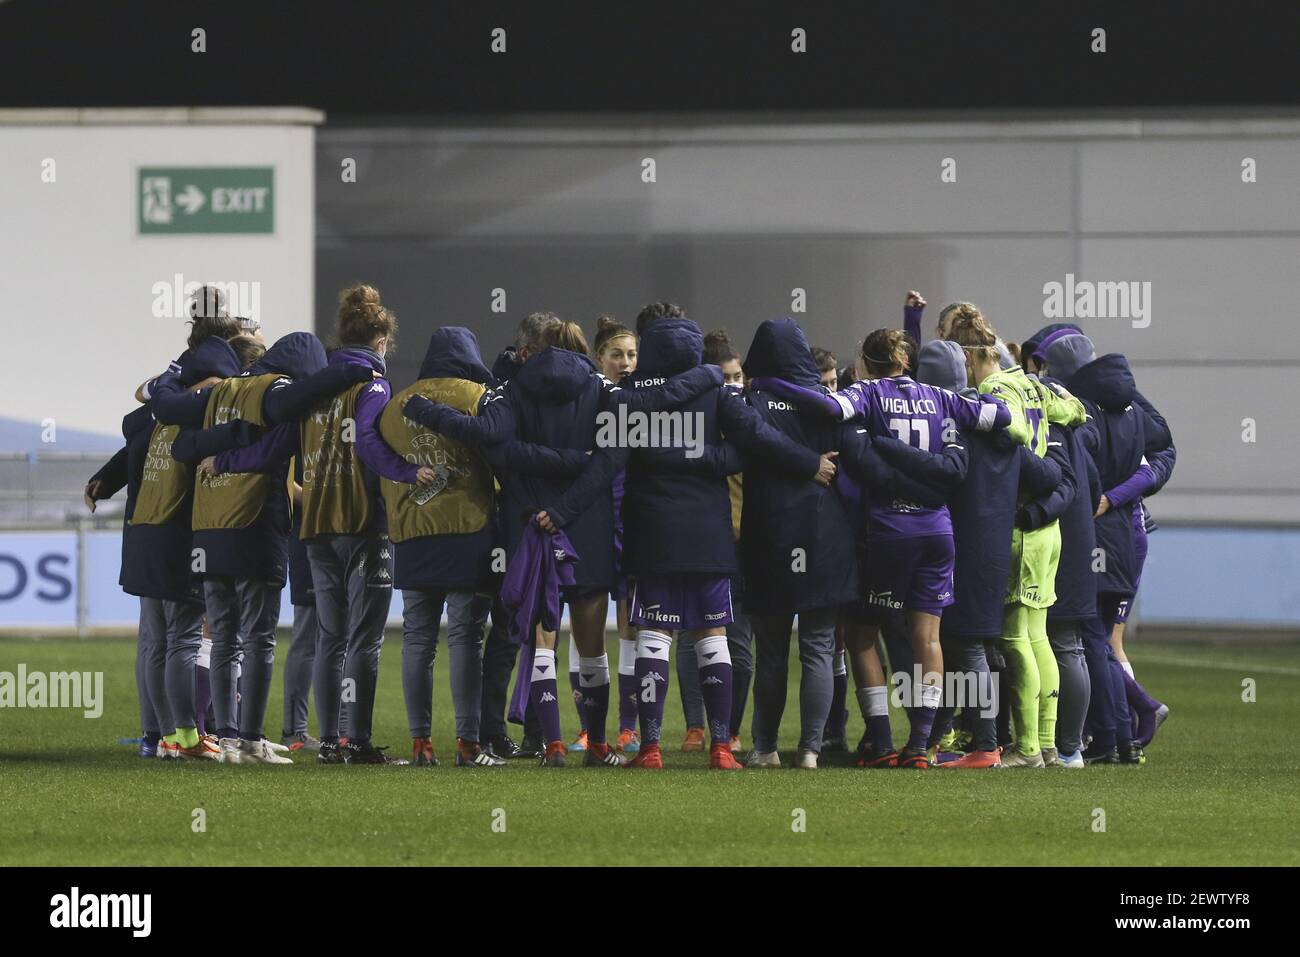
{"left": 1115, "top": 516, "right": 1149, "bottom": 624}
{"left": 861, "top": 534, "right": 955, "bottom": 620}
{"left": 610, "top": 575, "right": 631, "bottom": 602}
{"left": 630, "top": 573, "right": 733, "bottom": 631}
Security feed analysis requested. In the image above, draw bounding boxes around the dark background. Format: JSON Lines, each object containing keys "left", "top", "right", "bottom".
{"left": 2, "top": 0, "right": 1299, "bottom": 118}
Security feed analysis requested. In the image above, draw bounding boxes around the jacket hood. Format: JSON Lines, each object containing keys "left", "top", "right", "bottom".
{"left": 179, "top": 336, "right": 241, "bottom": 386}
{"left": 512, "top": 346, "right": 598, "bottom": 402}
{"left": 328, "top": 344, "right": 386, "bottom": 376}
{"left": 418, "top": 327, "right": 495, "bottom": 385}
{"left": 122, "top": 403, "right": 155, "bottom": 441}
{"left": 1024, "top": 322, "right": 1083, "bottom": 362}
{"left": 1067, "top": 353, "right": 1137, "bottom": 412}
{"left": 916, "top": 340, "right": 967, "bottom": 393}
{"left": 1045, "top": 333, "right": 1096, "bottom": 384}
{"left": 636, "top": 316, "right": 703, "bottom": 378}
{"left": 250, "top": 332, "right": 327, "bottom": 380}
{"left": 742, "top": 318, "right": 819, "bottom": 387}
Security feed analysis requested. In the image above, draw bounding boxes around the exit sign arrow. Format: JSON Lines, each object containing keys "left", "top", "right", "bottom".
{"left": 176, "top": 185, "right": 206, "bottom": 215}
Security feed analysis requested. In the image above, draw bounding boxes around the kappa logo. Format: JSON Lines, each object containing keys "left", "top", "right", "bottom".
{"left": 552, "top": 548, "right": 569, "bottom": 561}
{"left": 704, "top": 611, "right": 728, "bottom": 621}
{"left": 369, "top": 383, "right": 385, "bottom": 393}
{"left": 702, "top": 675, "right": 724, "bottom": 686}
{"left": 539, "top": 692, "right": 557, "bottom": 703}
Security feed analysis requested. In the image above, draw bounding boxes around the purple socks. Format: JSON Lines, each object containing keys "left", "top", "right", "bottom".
{"left": 530, "top": 648, "right": 563, "bottom": 744}
{"left": 905, "top": 682, "right": 942, "bottom": 752}
{"left": 1124, "top": 669, "right": 1164, "bottom": 744}
{"left": 634, "top": 631, "right": 672, "bottom": 746}
{"left": 695, "top": 635, "right": 733, "bottom": 746}
{"left": 194, "top": 665, "right": 211, "bottom": 737}
{"left": 568, "top": 637, "right": 588, "bottom": 733}
{"left": 576, "top": 654, "right": 610, "bottom": 745}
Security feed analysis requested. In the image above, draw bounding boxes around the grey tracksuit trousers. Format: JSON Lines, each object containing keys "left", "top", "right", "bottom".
{"left": 307, "top": 532, "right": 393, "bottom": 743}
{"left": 751, "top": 608, "right": 836, "bottom": 753}
{"left": 401, "top": 589, "right": 493, "bottom": 741}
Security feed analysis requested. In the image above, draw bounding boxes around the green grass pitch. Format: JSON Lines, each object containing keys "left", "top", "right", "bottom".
{"left": 1, "top": 633, "right": 1296, "bottom": 866}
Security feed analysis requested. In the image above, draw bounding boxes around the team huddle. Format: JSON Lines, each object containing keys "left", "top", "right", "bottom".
{"left": 86, "top": 284, "right": 1173, "bottom": 771}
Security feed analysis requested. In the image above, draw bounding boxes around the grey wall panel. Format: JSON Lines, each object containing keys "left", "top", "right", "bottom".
{"left": 1080, "top": 139, "right": 1300, "bottom": 233}
{"left": 1078, "top": 238, "right": 1300, "bottom": 362}
{"left": 317, "top": 139, "right": 1076, "bottom": 239}
{"left": 316, "top": 118, "right": 1300, "bottom": 526}
{"left": 1127, "top": 365, "right": 1298, "bottom": 518}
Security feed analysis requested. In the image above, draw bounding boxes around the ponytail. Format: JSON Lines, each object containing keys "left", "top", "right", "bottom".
{"left": 860, "top": 329, "right": 910, "bottom": 377}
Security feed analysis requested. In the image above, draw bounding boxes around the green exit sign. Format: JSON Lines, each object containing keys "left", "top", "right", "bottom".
{"left": 138, "top": 167, "right": 274, "bottom": 234}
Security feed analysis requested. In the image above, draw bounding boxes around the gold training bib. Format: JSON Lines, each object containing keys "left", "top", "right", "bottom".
{"left": 191, "top": 373, "right": 278, "bottom": 531}
{"left": 131, "top": 422, "right": 190, "bottom": 526}
{"left": 298, "top": 382, "right": 369, "bottom": 539}
{"left": 379, "top": 378, "right": 493, "bottom": 544}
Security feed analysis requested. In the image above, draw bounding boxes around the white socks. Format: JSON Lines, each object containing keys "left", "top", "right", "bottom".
{"left": 618, "top": 638, "right": 636, "bottom": 676}
{"left": 578, "top": 654, "right": 610, "bottom": 688}
{"left": 694, "top": 634, "right": 731, "bottom": 669}
{"left": 857, "top": 684, "right": 889, "bottom": 721}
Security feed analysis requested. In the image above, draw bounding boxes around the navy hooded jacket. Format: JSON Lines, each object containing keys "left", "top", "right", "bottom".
{"left": 1131, "top": 390, "right": 1176, "bottom": 536}
{"left": 943, "top": 423, "right": 1061, "bottom": 640}
{"left": 287, "top": 454, "right": 312, "bottom": 606}
{"left": 1031, "top": 389, "right": 1102, "bottom": 623}
{"left": 737, "top": 319, "right": 860, "bottom": 614}
{"left": 1067, "top": 354, "right": 1146, "bottom": 596}
{"left": 123, "top": 336, "right": 245, "bottom": 603}
{"left": 405, "top": 338, "right": 726, "bottom": 590}
{"left": 620, "top": 317, "right": 822, "bottom": 578}
{"left": 175, "top": 333, "right": 328, "bottom": 586}
{"left": 394, "top": 327, "right": 503, "bottom": 591}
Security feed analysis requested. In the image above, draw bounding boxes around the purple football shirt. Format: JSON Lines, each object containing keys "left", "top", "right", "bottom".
{"left": 837, "top": 375, "right": 1000, "bottom": 538}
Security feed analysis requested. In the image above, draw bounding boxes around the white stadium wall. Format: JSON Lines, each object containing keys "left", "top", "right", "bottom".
{"left": 0, "top": 107, "right": 321, "bottom": 440}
